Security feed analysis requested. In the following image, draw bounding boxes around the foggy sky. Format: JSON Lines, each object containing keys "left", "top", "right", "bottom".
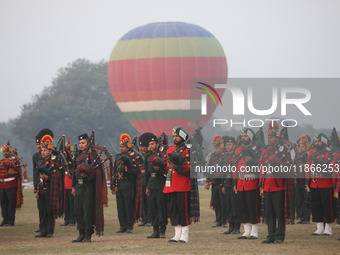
{"left": 1, "top": 0, "right": 339, "bottom": 129}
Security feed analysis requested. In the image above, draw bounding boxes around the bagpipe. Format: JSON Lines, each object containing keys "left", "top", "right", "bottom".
{"left": 84, "top": 130, "right": 113, "bottom": 178}
{"left": 327, "top": 127, "right": 340, "bottom": 162}
{"left": 111, "top": 138, "right": 144, "bottom": 191}
{"left": 187, "top": 128, "right": 206, "bottom": 166}
{"left": 55, "top": 135, "right": 74, "bottom": 177}
{"left": 164, "top": 128, "right": 206, "bottom": 168}
{"left": 258, "top": 127, "right": 296, "bottom": 178}
{"left": 158, "top": 132, "right": 169, "bottom": 152}
{"left": 0, "top": 148, "right": 29, "bottom": 181}
{"left": 55, "top": 131, "right": 113, "bottom": 180}
{"left": 235, "top": 128, "right": 266, "bottom": 166}
{"left": 278, "top": 127, "right": 303, "bottom": 169}
{"left": 165, "top": 128, "right": 205, "bottom": 167}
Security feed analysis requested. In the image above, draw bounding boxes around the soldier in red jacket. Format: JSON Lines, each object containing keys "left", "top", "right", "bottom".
{"left": 306, "top": 133, "right": 336, "bottom": 236}
{"left": 164, "top": 127, "right": 191, "bottom": 243}
{"left": 260, "top": 123, "right": 290, "bottom": 244}
{"left": 332, "top": 151, "right": 340, "bottom": 240}
{"left": 0, "top": 141, "right": 22, "bottom": 226}
{"left": 234, "top": 128, "right": 261, "bottom": 239}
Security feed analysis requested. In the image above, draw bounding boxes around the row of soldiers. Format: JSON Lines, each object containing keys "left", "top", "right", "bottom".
{"left": 205, "top": 122, "right": 340, "bottom": 243}
{"left": 27, "top": 126, "right": 198, "bottom": 243}
{"left": 1, "top": 123, "right": 339, "bottom": 244}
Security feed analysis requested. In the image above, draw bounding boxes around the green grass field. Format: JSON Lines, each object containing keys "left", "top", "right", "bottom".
{"left": 0, "top": 188, "right": 339, "bottom": 255}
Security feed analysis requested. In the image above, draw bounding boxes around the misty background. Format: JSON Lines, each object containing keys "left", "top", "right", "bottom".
{"left": 1, "top": 0, "right": 339, "bottom": 176}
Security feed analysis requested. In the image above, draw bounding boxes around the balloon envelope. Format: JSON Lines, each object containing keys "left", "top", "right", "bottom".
{"left": 108, "top": 22, "right": 227, "bottom": 135}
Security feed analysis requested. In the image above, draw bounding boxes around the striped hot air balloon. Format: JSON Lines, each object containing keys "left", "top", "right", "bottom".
{"left": 108, "top": 22, "right": 227, "bottom": 135}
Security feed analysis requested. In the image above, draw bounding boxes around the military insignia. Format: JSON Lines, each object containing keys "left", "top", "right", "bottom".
{"left": 51, "top": 155, "right": 56, "bottom": 160}
{"left": 8, "top": 168, "right": 15, "bottom": 174}
{"left": 279, "top": 146, "right": 284, "bottom": 152}
{"left": 130, "top": 151, "right": 135, "bottom": 156}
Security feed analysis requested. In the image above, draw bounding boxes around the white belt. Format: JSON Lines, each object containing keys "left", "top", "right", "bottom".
{"left": 239, "top": 173, "right": 256, "bottom": 180}
{"left": 0, "top": 177, "right": 16, "bottom": 182}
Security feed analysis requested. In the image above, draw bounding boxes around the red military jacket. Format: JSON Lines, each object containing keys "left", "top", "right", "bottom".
{"left": 259, "top": 145, "right": 290, "bottom": 192}
{"left": 233, "top": 146, "right": 259, "bottom": 191}
{"left": 64, "top": 175, "right": 73, "bottom": 190}
{"left": 0, "top": 157, "right": 21, "bottom": 189}
{"left": 306, "top": 147, "right": 335, "bottom": 189}
{"left": 332, "top": 152, "right": 340, "bottom": 192}
{"left": 163, "top": 144, "right": 191, "bottom": 193}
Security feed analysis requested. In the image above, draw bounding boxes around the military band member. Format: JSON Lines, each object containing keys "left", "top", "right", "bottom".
{"left": 296, "top": 135, "right": 311, "bottom": 224}
{"left": 164, "top": 127, "right": 191, "bottom": 243}
{"left": 260, "top": 123, "right": 290, "bottom": 244}
{"left": 72, "top": 133, "right": 106, "bottom": 242}
{"left": 33, "top": 131, "right": 44, "bottom": 232}
{"left": 0, "top": 141, "right": 22, "bottom": 226}
{"left": 137, "top": 133, "right": 152, "bottom": 226}
{"left": 33, "top": 135, "right": 43, "bottom": 197}
{"left": 144, "top": 133, "right": 168, "bottom": 238}
{"left": 332, "top": 151, "right": 340, "bottom": 240}
{"left": 221, "top": 136, "right": 240, "bottom": 235}
{"left": 111, "top": 134, "right": 140, "bottom": 234}
{"left": 205, "top": 135, "right": 227, "bottom": 228}
{"left": 306, "top": 133, "right": 335, "bottom": 236}
{"left": 35, "top": 129, "right": 64, "bottom": 238}
{"left": 234, "top": 128, "right": 260, "bottom": 239}
{"left": 62, "top": 138, "right": 75, "bottom": 227}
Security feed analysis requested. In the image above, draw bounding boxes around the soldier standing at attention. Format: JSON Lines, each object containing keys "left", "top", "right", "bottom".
{"left": 33, "top": 131, "right": 44, "bottom": 233}
{"left": 296, "top": 135, "right": 312, "bottom": 224}
{"left": 35, "top": 129, "right": 64, "bottom": 238}
{"left": 144, "top": 133, "right": 168, "bottom": 238}
{"left": 306, "top": 133, "right": 335, "bottom": 236}
{"left": 234, "top": 128, "right": 261, "bottom": 239}
{"left": 137, "top": 133, "right": 153, "bottom": 227}
{"left": 0, "top": 141, "right": 23, "bottom": 226}
{"left": 164, "top": 127, "right": 191, "bottom": 243}
{"left": 72, "top": 133, "right": 106, "bottom": 243}
{"left": 111, "top": 134, "right": 140, "bottom": 234}
{"left": 205, "top": 135, "right": 226, "bottom": 228}
{"left": 260, "top": 123, "right": 290, "bottom": 244}
{"left": 221, "top": 136, "right": 240, "bottom": 235}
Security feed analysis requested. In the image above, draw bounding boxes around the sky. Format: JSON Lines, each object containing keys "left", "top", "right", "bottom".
{"left": 1, "top": 0, "right": 339, "bottom": 128}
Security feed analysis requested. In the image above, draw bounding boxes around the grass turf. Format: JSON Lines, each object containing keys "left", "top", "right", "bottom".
{"left": 0, "top": 188, "right": 339, "bottom": 254}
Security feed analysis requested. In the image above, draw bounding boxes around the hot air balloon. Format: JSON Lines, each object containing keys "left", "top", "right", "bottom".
{"left": 108, "top": 22, "right": 227, "bottom": 135}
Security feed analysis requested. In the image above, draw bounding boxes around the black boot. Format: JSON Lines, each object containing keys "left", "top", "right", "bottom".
{"left": 159, "top": 225, "right": 166, "bottom": 238}
{"left": 72, "top": 230, "right": 85, "bottom": 243}
{"left": 223, "top": 222, "right": 234, "bottom": 234}
{"left": 147, "top": 226, "right": 160, "bottom": 238}
{"left": 231, "top": 222, "right": 240, "bottom": 234}
{"left": 82, "top": 229, "right": 92, "bottom": 242}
